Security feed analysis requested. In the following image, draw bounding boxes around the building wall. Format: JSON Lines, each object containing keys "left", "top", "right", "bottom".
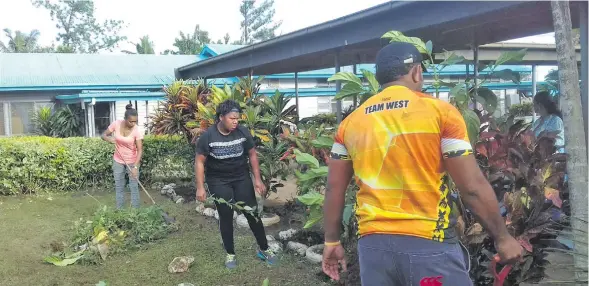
{"left": 113, "top": 100, "right": 158, "bottom": 134}
{"left": 260, "top": 78, "right": 319, "bottom": 89}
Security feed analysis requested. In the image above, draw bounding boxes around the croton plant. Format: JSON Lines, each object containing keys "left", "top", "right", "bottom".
{"left": 458, "top": 116, "right": 568, "bottom": 285}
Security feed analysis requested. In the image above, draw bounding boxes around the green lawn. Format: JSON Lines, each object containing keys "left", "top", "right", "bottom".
{"left": 0, "top": 189, "right": 326, "bottom": 286}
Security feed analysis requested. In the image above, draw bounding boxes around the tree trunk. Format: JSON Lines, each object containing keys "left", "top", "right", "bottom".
{"left": 551, "top": 1, "right": 589, "bottom": 284}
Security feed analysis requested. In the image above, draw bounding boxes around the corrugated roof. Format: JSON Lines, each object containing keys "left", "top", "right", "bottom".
{"left": 0, "top": 53, "right": 199, "bottom": 89}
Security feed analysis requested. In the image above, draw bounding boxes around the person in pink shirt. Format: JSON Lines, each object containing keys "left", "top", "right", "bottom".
{"left": 101, "top": 104, "right": 144, "bottom": 208}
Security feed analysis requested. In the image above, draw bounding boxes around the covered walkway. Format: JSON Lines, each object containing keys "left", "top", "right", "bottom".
{"left": 175, "top": 0, "right": 587, "bottom": 127}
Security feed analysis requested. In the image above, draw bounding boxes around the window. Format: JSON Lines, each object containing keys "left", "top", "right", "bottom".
{"left": 35, "top": 102, "right": 54, "bottom": 111}
{"left": 316, "top": 96, "right": 354, "bottom": 114}
{"left": 316, "top": 78, "right": 332, "bottom": 88}
{"left": 10, "top": 102, "right": 35, "bottom": 135}
{"left": 330, "top": 97, "right": 354, "bottom": 113}
{"left": 317, "top": 97, "right": 332, "bottom": 114}
{"left": 94, "top": 102, "right": 111, "bottom": 135}
{"left": 267, "top": 79, "right": 280, "bottom": 88}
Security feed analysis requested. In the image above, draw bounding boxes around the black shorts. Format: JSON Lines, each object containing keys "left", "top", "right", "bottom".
{"left": 206, "top": 175, "right": 257, "bottom": 208}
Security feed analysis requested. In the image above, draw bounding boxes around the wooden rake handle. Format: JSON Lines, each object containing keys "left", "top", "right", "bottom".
{"left": 114, "top": 146, "right": 156, "bottom": 205}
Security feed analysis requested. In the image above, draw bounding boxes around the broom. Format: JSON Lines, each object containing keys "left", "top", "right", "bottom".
{"left": 114, "top": 146, "right": 175, "bottom": 223}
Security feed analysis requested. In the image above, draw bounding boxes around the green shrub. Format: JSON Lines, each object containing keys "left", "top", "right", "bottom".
{"left": 45, "top": 205, "right": 177, "bottom": 266}
{"left": 0, "top": 135, "right": 194, "bottom": 194}
{"left": 71, "top": 206, "right": 175, "bottom": 249}
{"left": 508, "top": 102, "right": 534, "bottom": 117}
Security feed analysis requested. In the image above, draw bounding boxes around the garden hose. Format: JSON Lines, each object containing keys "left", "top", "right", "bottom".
{"left": 489, "top": 256, "right": 512, "bottom": 286}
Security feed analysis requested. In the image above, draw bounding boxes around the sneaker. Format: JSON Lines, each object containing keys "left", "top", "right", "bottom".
{"left": 256, "top": 248, "right": 278, "bottom": 265}
{"left": 225, "top": 254, "right": 237, "bottom": 269}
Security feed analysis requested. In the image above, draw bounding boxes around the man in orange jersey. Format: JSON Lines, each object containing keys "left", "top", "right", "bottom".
{"left": 321, "top": 42, "right": 522, "bottom": 285}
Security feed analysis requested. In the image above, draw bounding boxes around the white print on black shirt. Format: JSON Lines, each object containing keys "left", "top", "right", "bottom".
{"left": 209, "top": 138, "right": 247, "bottom": 160}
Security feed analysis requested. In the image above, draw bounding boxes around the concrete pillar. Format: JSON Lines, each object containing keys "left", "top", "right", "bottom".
{"left": 295, "top": 72, "right": 300, "bottom": 123}
{"left": 90, "top": 103, "right": 96, "bottom": 137}
{"left": 335, "top": 53, "right": 342, "bottom": 123}
{"left": 532, "top": 64, "right": 537, "bottom": 122}
{"left": 82, "top": 101, "right": 89, "bottom": 137}
{"left": 353, "top": 64, "right": 358, "bottom": 108}
{"left": 109, "top": 102, "right": 115, "bottom": 124}
{"left": 3, "top": 102, "right": 10, "bottom": 136}
{"left": 473, "top": 43, "right": 479, "bottom": 108}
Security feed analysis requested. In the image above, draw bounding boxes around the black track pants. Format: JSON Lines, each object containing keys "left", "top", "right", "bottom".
{"left": 207, "top": 175, "right": 269, "bottom": 255}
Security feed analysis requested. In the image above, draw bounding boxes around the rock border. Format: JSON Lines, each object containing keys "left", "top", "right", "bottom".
{"left": 305, "top": 244, "right": 324, "bottom": 264}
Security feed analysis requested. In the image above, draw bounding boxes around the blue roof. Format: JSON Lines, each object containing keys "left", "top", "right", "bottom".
{"left": 0, "top": 45, "right": 533, "bottom": 93}
{"left": 198, "top": 44, "right": 248, "bottom": 61}
{"left": 0, "top": 53, "right": 201, "bottom": 91}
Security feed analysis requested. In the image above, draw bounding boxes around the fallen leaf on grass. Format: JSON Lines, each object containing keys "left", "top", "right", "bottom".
{"left": 43, "top": 250, "right": 85, "bottom": 266}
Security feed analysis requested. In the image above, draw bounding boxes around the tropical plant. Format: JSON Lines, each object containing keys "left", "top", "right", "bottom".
{"left": 260, "top": 90, "right": 297, "bottom": 130}
{"left": 293, "top": 149, "right": 328, "bottom": 196}
{"left": 282, "top": 124, "right": 334, "bottom": 164}
{"left": 51, "top": 105, "right": 84, "bottom": 138}
{"left": 257, "top": 140, "right": 290, "bottom": 200}
{"left": 393, "top": 32, "right": 526, "bottom": 144}
{"left": 327, "top": 70, "right": 380, "bottom": 104}
{"left": 235, "top": 76, "right": 265, "bottom": 100}
{"left": 122, "top": 35, "right": 155, "bottom": 54}
{"left": 294, "top": 147, "right": 357, "bottom": 232}
{"left": 0, "top": 28, "right": 49, "bottom": 53}
{"left": 509, "top": 102, "right": 534, "bottom": 117}
{"left": 241, "top": 105, "right": 272, "bottom": 142}
{"left": 156, "top": 77, "right": 298, "bottom": 212}
{"left": 149, "top": 80, "right": 210, "bottom": 142}
{"left": 31, "top": 106, "right": 54, "bottom": 136}
{"left": 298, "top": 113, "right": 337, "bottom": 126}
{"left": 328, "top": 30, "right": 527, "bottom": 146}
{"left": 45, "top": 206, "right": 176, "bottom": 266}
{"left": 162, "top": 25, "right": 210, "bottom": 55}
{"left": 459, "top": 122, "right": 569, "bottom": 285}
{"left": 189, "top": 83, "right": 248, "bottom": 134}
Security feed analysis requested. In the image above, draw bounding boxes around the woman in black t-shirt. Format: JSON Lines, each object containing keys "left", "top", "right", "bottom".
{"left": 195, "top": 99, "right": 277, "bottom": 269}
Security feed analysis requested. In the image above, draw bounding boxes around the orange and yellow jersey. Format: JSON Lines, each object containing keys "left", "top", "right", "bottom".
{"left": 330, "top": 85, "right": 473, "bottom": 243}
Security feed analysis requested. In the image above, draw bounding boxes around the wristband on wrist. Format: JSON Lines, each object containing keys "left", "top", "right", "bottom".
{"left": 324, "top": 240, "right": 341, "bottom": 246}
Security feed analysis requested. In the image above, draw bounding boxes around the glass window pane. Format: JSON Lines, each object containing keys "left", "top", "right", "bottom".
{"left": 35, "top": 102, "right": 54, "bottom": 111}
{"left": 10, "top": 102, "right": 35, "bottom": 135}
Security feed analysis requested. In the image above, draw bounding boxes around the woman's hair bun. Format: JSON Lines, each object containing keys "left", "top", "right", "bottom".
{"left": 125, "top": 104, "right": 134, "bottom": 110}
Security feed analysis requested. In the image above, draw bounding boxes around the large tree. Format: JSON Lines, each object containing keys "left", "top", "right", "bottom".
{"left": 122, "top": 35, "right": 155, "bottom": 54}
{"left": 215, "top": 33, "right": 231, "bottom": 45}
{"left": 0, "top": 28, "right": 50, "bottom": 53}
{"left": 551, "top": 1, "right": 588, "bottom": 283}
{"left": 32, "top": 0, "right": 126, "bottom": 53}
{"left": 239, "top": 0, "right": 282, "bottom": 45}
{"left": 162, "top": 25, "right": 210, "bottom": 55}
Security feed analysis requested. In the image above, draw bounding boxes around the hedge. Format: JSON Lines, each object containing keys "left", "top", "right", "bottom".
{"left": 0, "top": 135, "right": 195, "bottom": 195}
